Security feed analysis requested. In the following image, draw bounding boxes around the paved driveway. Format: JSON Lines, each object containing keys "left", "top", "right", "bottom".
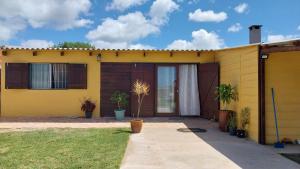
{"left": 121, "top": 118, "right": 300, "bottom": 169}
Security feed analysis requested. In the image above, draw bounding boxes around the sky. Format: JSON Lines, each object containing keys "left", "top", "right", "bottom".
{"left": 0, "top": 0, "right": 300, "bottom": 50}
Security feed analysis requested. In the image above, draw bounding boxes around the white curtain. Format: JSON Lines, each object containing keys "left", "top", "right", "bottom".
{"left": 179, "top": 64, "right": 200, "bottom": 116}
{"left": 52, "top": 64, "right": 67, "bottom": 89}
{"left": 30, "top": 64, "right": 51, "bottom": 89}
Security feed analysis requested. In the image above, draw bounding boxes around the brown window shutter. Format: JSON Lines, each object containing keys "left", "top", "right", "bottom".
{"left": 5, "top": 63, "right": 29, "bottom": 89}
{"left": 67, "top": 64, "right": 87, "bottom": 89}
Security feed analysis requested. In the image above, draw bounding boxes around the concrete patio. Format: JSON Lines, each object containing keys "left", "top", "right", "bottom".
{"left": 0, "top": 117, "right": 299, "bottom": 168}
{"left": 120, "top": 118, "right": 299, "bottom": 169}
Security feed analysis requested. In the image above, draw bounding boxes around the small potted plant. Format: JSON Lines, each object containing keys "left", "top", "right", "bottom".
{"left": 216, "top": 84, "right": 237, "bottom": 132}
{"left": 227, "top": 111, "right": 237, "bottom": 136}
{"left": 110, "top": 91, "right": 129, "bottom": 120}
{"left": 81, "top": 99, "right": 96, "bottom": 118}
{"left": 131, "top": 80, "right": 150, "bottom": 133}
{"left": 237, "top": 107, "right": 250, "bottom": 138}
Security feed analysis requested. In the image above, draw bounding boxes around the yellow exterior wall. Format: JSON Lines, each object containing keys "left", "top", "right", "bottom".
{"left": 265, "top": 51, "right": 300, "bottom": 144}
{"left": 215, "top": 45, "right": 259, "bottom": 142}
{"left": 100, "top": 50, "right": 215, "bottom": 63}
{"left": 0, "top": 50, "right": 215, "bottom": 117}
{"left": 1, "top": 50, "right": 100, "bottom": 117}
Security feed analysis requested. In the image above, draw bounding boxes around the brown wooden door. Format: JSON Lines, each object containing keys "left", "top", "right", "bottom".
{"left": 131, "top": 63, "right": 155, "bottom": 117}
{"left": 198, "top": 63, "right": 219, "bottom": 120}
{"left": 100, "top": 63, "right": 132, "bottom": 117}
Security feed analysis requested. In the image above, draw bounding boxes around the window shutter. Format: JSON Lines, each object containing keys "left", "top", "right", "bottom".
{"left": 5, "top": 63, "right": 29, "bottom": 89}
{"left": 67, "top": 64, "right": 87, "bottom": 89}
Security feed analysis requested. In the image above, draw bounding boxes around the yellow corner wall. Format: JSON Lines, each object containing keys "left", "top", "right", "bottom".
{"left": 265, "top": 51, "right": 300, "bottom": 144}
{"left": 1, "top": 50, "right": 100, "bottom": 117}
{"left": 215, "top": 45, "right": 259, "bottom": 142}
{"left": 1, "top": 50, "right": 215, "bottom": 118}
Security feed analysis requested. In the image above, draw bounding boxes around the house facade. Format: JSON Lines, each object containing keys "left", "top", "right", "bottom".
{"left": 1, "top": 38, "right": 299, "bottom": 145}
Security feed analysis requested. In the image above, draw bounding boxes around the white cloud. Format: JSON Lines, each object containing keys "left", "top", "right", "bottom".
{"left": 106, "top": 0, "right": 147, "bottom": 11}
{"left": 267, "top": 34, "right": 300, "bottom": 43}
{"left": 91, "top": 40, "right": 155, "bottom": 49}
{"left": 149, "top": 0, "right": 179, "bottom": 25}
{"left": 0, "top": 0, "right": 92, "bottom": 41}
{"left": 91, "top": 41, "right": 129, "bottom": 49}
{"left": 228, "top": 23, "right": 242, "bottom": 32}
{"left": 86, "top": 12, "right": 159, "bottom": 43}
{"left": 87, "top": 0, "right": 178, "bottom": 49}
{"left": 129, "top": 43, "right": 155, "bottom": 49}
{"left": 189, "top": 9, "right": 227, "bottom": 22}
{"left": 297, "top": 25, "right": 300, "bottom": 31}
{"left": 167, "top": 29, "right": 224, "bottom": 50}
{"left": 0, "top": 18, "right": 26, "bottom": 41}
{"left": 234, "top": 3, "right": 248, "bottom": 13}
{"left": 20, "top": 40, "right": 54, "bottom": 48}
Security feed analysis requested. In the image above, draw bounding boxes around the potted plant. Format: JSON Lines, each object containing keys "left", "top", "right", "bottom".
{"left": 227, "top": 111, "right": 237, "bottom": 136}
{"left": 131, "top": 80, "right": 150, "bottom": 133}
{"left": 237, "top": 107, "right": 250, "bottom": 138}
{"left": 110, "top": 91, "right": 129, "bottom": 120}
{"left": 81, "top": 99, "right": 96, "bottom": 118}
{"left": 216, "top": 84, "right": 237, "bottom": 132}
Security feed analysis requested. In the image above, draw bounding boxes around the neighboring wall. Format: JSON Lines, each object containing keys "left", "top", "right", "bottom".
{"left": 265, "top": 51, "right": 300, "bottom": 144}
{"left": 215, "top": 45, "right": 259, "bottom": 142}
{"left": 1, "top": 50, "right": 100, "bottom": 117}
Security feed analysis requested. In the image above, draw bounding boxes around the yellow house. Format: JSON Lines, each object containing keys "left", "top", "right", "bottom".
{"left": 0, "top": 39, "right": 299, "bottom": 144}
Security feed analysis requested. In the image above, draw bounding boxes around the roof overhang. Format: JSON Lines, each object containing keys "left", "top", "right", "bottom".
{"left": 261, "top": 39, "right": 300, "bottom": 54}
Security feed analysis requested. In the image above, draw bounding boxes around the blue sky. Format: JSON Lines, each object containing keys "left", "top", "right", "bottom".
{"left": 0, "top": 0, "right": 300, "bottom": 49}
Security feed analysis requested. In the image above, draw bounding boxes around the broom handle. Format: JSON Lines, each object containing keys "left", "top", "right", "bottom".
{"left": 271, "top": 88, "right": 280, "bottom": 142}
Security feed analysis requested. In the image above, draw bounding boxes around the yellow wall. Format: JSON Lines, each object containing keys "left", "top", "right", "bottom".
{"left": 215, "top": 45, "right": 259, "bottom": 142}
{"left": 1, "top": 50, "right": 100, "bottom": 117}
{"left": 0, "top": 50, "right": 214, "bottom": 118}
{"left": 100, "top": 50, "right": 215, "bottom": 63}
{"left": 265, "top": 51, "right": 300, "bottom": 144}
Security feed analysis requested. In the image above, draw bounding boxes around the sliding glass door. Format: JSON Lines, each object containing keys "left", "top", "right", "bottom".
{"left": 156, "top": 65, "right": 178, "bottom": 115}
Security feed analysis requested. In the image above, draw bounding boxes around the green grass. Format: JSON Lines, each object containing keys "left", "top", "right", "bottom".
{"left": 0, "top": 128, "right": 130, "bottom": 169}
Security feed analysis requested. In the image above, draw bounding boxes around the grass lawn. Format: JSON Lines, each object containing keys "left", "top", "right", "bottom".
{"left": 0, "top": 128, "right": 130, "bottom": 169}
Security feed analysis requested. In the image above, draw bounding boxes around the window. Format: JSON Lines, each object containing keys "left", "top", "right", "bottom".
{"left": 6, "top": 63, "right": 87, "bottom": 89}
{"left": 30, "top": 63, "right": 67, "bottom": 89}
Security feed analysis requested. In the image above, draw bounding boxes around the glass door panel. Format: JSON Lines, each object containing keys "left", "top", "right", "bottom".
{"left": 156, "top": 66, "right": 177, "bottom": 114}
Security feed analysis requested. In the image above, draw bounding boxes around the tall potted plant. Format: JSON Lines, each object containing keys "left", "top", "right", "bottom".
{"left": 237, "top": 107, "right": 250, "bottom": 138}
{"left": 131, "top": 80, "right": 150, "bottom": 133}
{"left": 110, "top": 91, "right": 129, "bottom": 120}
{"left": 216, "top": 84, "right": 237, "bottom": 132}
{"left": 81, "top": 99, "right": 96, "bottom": 118}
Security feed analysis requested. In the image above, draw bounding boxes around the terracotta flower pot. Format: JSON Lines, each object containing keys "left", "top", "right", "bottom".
{"left": 219, "top": 110, "right": 229, "bottom": 132}
{"left": 130, "top": 119, "right": 143, "bottom": 133}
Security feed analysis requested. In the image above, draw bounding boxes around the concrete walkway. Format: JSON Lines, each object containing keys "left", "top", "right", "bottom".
{"left": 1, "top": 117, "right": 299, "bottom": 168}
{"left": 121, "top": 118, "right": 300, "bottom": 169}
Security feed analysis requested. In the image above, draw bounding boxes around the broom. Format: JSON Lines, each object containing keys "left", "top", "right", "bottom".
{"left": 271, "top": 88, "right": 284, "bottom": 148}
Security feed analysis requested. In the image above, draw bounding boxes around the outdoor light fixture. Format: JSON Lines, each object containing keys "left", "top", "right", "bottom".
{"left": 116, "top": 51, "right": 119, "bottom": 57}
{"left": 97, "top": 53, "right": 102, "bottom": 61}
{"left": 261, "top": 54, "right": 268, "bottom": 59}
{"left": 60, "top": 51, "right": 64, "bottom": 56}
{"left": 33, "top": 51, "right": 37, "bottom": 56}
{"left": 197, "top": 52, "right": 201, "bottom": 57}
{"left": 89, "top": 51, "right": 93, "bottom": 56}
{"left": 143, "top": 51, "right": 146, "bottom": 57}
{"left": 170, "top": 51, "right": 173, "bottom": 57}
{"left": 2, "top": 51, "right": 7, "bottom": 56}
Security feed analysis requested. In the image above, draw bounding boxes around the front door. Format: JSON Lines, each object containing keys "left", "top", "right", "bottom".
{"left": 156, "top": 65, "right": 178, "bottom": 116}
